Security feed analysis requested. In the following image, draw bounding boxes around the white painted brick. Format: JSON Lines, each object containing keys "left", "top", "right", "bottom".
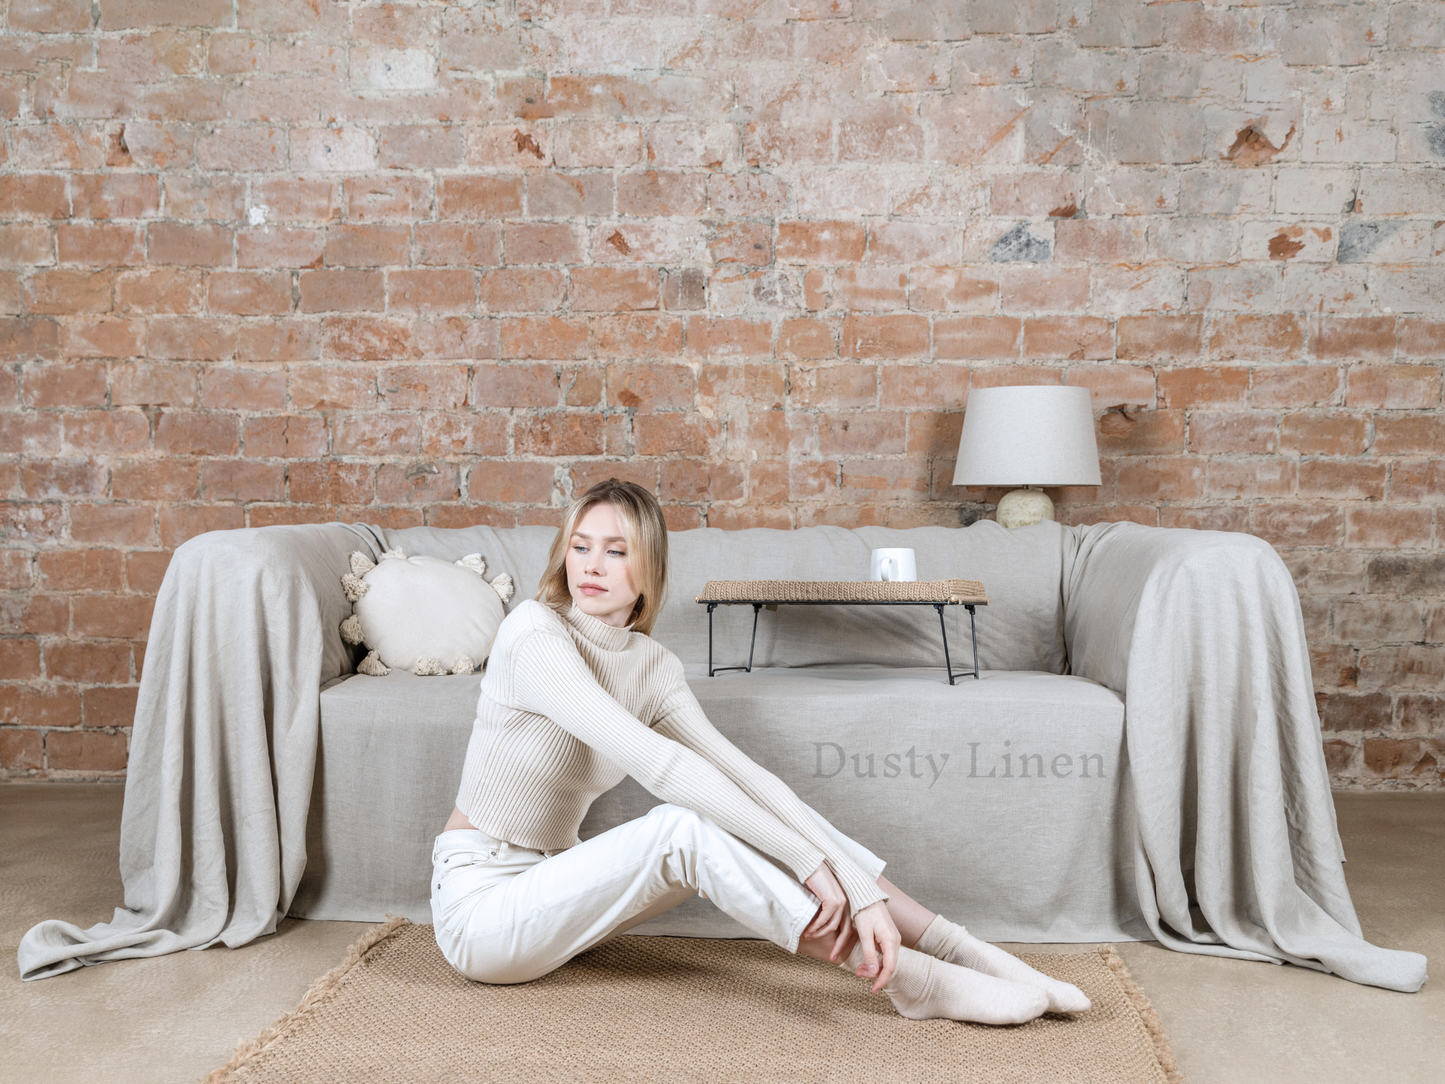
{"left": 1276, "top": 168, "right": 1357, "bottom": 215}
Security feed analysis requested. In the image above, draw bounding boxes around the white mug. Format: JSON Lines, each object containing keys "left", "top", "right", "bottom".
{"left": 869, "top": 548, "right": 917, "bottom": 582}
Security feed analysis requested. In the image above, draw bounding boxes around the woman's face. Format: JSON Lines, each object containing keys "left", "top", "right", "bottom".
{"left": 565, "top": 502, "right": 641, "bottom": 628}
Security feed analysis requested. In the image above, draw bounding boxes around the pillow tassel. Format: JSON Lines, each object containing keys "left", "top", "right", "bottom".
{"left": 357, "top": 650, "right": 390, "bottom": 677}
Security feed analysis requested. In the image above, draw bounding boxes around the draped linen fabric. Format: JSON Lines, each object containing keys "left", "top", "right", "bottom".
{"left": 17, "top": 520, "right": 1427, "bottom": 993}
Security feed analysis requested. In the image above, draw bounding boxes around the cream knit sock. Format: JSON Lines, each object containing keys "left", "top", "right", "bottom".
{"left": 842, "top": 943, "right": 1048, "bottom": 1025}
{"left": 914, "top": 915, "right": 1092, "bottom": 1014}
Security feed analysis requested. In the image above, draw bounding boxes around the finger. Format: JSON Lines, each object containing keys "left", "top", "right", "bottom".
{"left": 858, "top": 932, "right": 880, "bottom": 981}
{"left": 830, "top": 921, "right": 850, "bottom": 962}
{"left": 873, "top": 935, "right": 899, "bottom": 994}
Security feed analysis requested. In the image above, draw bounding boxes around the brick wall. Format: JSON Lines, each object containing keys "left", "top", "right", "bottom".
{"left": 0, "top": 2, "right": 1441, "bottom": 786}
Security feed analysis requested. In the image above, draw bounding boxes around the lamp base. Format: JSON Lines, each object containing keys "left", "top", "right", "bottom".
{"left": 996, "top": 487, "right": 1054, "bottom": 529}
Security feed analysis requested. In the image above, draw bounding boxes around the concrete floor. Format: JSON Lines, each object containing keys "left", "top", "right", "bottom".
{"left": 1, "top": 785, "right": 1440, "bottom": 1084}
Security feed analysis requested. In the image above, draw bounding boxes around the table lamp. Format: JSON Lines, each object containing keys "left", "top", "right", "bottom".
{"left": 951, "top": 385, "right": 1103, "bottom": 528}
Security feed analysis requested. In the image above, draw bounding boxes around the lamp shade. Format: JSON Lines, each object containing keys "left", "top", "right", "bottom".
{"left": 952, "top": 385, "right": 1103, "bottom": 487}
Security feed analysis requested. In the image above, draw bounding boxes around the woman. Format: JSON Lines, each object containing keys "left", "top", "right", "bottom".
{"left": 433, "top": 479, "right": 1090, "bottom": 1024}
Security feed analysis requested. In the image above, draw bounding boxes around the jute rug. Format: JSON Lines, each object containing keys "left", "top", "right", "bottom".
{"left": 205, "top": 918, "right": 1186, "bottom": 1084}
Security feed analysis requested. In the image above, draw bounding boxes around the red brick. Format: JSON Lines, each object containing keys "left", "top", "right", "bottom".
{"left": 111, "top": 362, "right": 196, "bottom": 404}
{"left": 1252, "top": 366, "right": 1341, "bottom": 407}
{"left": 1207, "top": 459, "right": 1297, "bottom": 500}
{"left": 1346, "top": 364, "right": 1441, "bottom": 410}
{"left": 116, "top": 268, "right": 204, "bottom": 313}
{"left": 685, "top": 317, "right": 773, "bottom": 359}
{"left": 1023, "top": 317, "right": 1113, "bottom": 360}
{"left": 321, "top": 316, "right": 410, "bottom": 361}
{"left": 793, "top": 365, "right": 878, "bottom": 410}
{"left": 471, "top": 364, "right": 558, "bottom": 409}
{"left": 830, "top": 268, "right": 908, "bottom": 311}
{"left": 390, "top": 269, "right": 476, "bottom": 314}
{"left": 111, "top": 458, "right": 200, "bottom": 501}
{"left": 69, "top": 503, "right": 155, "bottom": 546}
{"left": 500, "top": 317, "right": 589, "bottom": 360}
{"left": 1158, "top": 366, "right": 1249, "bottom": 408}
{"left": 709, "top": 221, "right": 773, "bottom": 267}
{"left": 468, "top": 461, "right": 555, "bottom": 503}
{"left": 301, "top": 270, "right": 385, "bottom": 314}
{"left": 72, "top": 593, "right": 155, "bottom": 639}
{"left": 907, "top": 268, "right": 996, "bottom": 313}
{"left": 56, "top": 223, "right": 144, "bottom": 266}
{"left": 504, "top": 222, "right": 585, "bottom": 266}
{"left": 83, "top": 685, "right": 138, "bottom": 729}
{"left": 154, "top": 411, "right": 238, "bottom": 455}
{"left": 1347, "top": 506, "right": 1434, "bottom": 549}
{"left": 0, "top": 729, "right": 43, "bottom": 771}
{"left": 376, "top": 462, "right": 461, "bottom": 504}
{"left": 606, "top": 363, "right": 693, "bottom": 411}
{"left": 414, "top": 222, "right": 501, "bottom": 267}
{"left": 515, "top": 413, "right": 604, "bottom": 456}
{"left": 343, "top": 175, "right": 434, "bottom": 223}
{"left": 21, "top": 363, "right": 108, "bottom": 408}
{"left": 241, "top": 415, "right": 329, "bottom": 457}
{"left": 837, "top": 458, "right": 930, "bottom": 502}
{"left": 568, "top": 268, "right": 658, "bottom": 313}
{"left": 633, "top": 413, "right": 719, "bottom": 457}
{"left": 63, "top": 317, "right": 145, "bottom": 359}
{"left": 818, "top": 413, "right": 906, "bottom": 455}
{"left": 324, "top": 225, "right": 409, "bottom": 268}
{"left": 20, "top": 457, "right": 106, "bottom": 499}
{"left": 148, "top": 317, "right": 235, "bottom": 361}
{"left": 375, "top": 366, "right": 466, "bottom": 411}
{"left": 208, "top": 271, "right": 292, "bottom": 316}
{"left": 616, "top": 171, "right": 707, "bottom": 216}
{"left": 1252, "top": 503, "right": 1343, "bottom": 547}
{"left": 658, "top": 460, "right": 746, "bottom": 503}
{"left": 591, "top": 315, "right": 683, "bottom": 359}
{"left": 33, "top": 550, "right": 122, "bottom": 595}
{"left": 45, "top": 729, "right": 128, "bottom": 773}
{"left": 1159, "top": 506, "right": 1251, "bottom": 532}
{"left": 330, "top": 414, "right": 419, "bottom": 456}
{"left": 198, "top": 459, "right": 283, "bottom": 501}
{"left": 1392, "top": 460, "right": 1445, "bottom": 504}
{"left": 1317, "top": 693, "right": 1392, "bottom": 733}
{"left": 46, "top": 641, "right": 131, "bottom": 685}
{"left": 287, "top": 461, "right": 374, "bottom": 505}
{"left": 776, "top": 221, "right": 867, "bottom": 264}
{"left": 379, "top": 125, "right": 464, "bottom": 170}
{"left": 68, "top": 174, "right": 159, "bottom": 220}
{"left": 479, "top": 268, "right": 565, "bottom": 313}
{"left": 1096, "top": 408, "right": 1186, "bottom": 456}
{"left": 1312, "top": 316, "right": 1396, "bottom": 360}
{"left": 1359, "top": 648, "right": 1445, "bottom": 693}
{"left": 0, "top": 638, "right": 42, "bottom": 680}
{"left": 236, "top": 227, "right": 324, "bottom": 269}
{"left": 148, "top": 223, "right": 232, "bottom": 267}
{"left": 1278, "top": 411, "right": 1369, "bottom": 456}
{"left": 1397, "top": 319, "right": 1445, "bottom": 358}
{"left": 1188, "top": 411, "right": 1278, "bottom": 454}
{"left": 1363, "top": 738, "right": 1445, "bottom": 781}
{"left": 61, "top": 410, "right": 149, "bottom": 454}
{"left": 1, "top": 501, "right": 65, "bottom": 545}
{"left": 1210, "top": 315, "right": 1305, "bottom": 361}
{"left": 158, "top": 504, "right": 245, "bottom": 548}
{"left": 1373, "top": 416, "right": 1445, "bottom": 456}
{"left": 1118, "top": 315, "right": 1204, "bottom": 360}
{"left": 10, "top": 0, "right": 92, "bottom": 32}
{"left": 23, "top": 270, "right": 112, "bottom": 314}
{"left": 438, "top": 176, "right": 524, "bottom": 218}
{"left": 776, "top": 318, "right": 834, "bottom": 360}
{"left": 427, "top": 505, "right": 516, "bottom": 529}
{"left": 934, "top": 317, "right": 1021, "bottom": 359}
{"left": 1115, "top": 462, "right": 1208, "bottom": 505}
{"left": 1067, "top": 364, "right": 1156, "bottom": 409}
{"left": 1298, "top": 461, "right": 1387, "bottom": 501}
{"left": 0, "top": 318, "right": 62, "bottom": 361}
{"left": 568, "top": 461, "right": 659, "bottom": 496}
{"left": 201, "top": 365, "right": 287, "bottom": 409}
{"left": 1054, "top": 219, "right": 1147, "bottom": 262}
{"left": 252, "top": 178, "right": 339, "bottom": 223}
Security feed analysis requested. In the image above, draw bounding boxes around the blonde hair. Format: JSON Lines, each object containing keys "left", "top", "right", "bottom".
{"left": 536, "top": 479, "right": 669, "bottom": 635}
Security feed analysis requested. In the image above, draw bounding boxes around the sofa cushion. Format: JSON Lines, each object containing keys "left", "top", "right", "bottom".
{"left": 653, "top": 520, "right": 1069, "bottom": 674}
{"left": 295, "top": 663, "right": 1142, "bottom": 943}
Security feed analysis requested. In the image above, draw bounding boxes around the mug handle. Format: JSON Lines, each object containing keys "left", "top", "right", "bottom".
{"left": 882, "top": 557, "right": 896, "bottom": 582}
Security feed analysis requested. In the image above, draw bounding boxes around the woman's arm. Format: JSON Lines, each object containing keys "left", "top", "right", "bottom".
{"left": 496, "top": 622, "right": 838, "bottom": 892}
{"left": 650, "top": 657, "right": 889, "bottom": 918}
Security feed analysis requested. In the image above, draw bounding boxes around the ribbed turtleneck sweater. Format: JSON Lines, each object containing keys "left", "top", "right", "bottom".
{"left": 456, "top": 598, "right": 888, "bottom": 918}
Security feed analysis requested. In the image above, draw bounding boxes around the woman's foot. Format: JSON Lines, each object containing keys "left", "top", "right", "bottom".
{"left": 914, "top": 915, "right": 1092, "bottom": 1014}
{"left": 846, "top": 945, "right": 1047, "bottom": 1025}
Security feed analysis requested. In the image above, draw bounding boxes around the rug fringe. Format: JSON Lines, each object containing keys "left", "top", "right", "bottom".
{"left": 1098, "top": 946, "right": 1187, "bottom": 1084}
{"left": 199, "top": 915, "right": 411, "bottom": 1084}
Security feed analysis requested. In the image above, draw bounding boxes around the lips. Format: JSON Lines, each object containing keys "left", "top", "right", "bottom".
{"left": 579, "top": 583, "right": 606, "bottom": 594}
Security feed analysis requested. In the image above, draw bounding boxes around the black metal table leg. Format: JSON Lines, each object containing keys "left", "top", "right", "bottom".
{"left": 708, "top": 601, "right": 763, "bottom": 676}
{"left": 936, "top": 604, "right": 957, "bottom": 685}
{"left": 967, "top": 604, "right": 979, "bottom": 680}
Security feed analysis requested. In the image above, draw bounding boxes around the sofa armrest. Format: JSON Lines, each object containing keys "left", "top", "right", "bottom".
{"left": 1057, "top": 522, "right": 1426, "bottom": 993}
{"left": 18, "top": 521, "right": 382, "bottom": 980}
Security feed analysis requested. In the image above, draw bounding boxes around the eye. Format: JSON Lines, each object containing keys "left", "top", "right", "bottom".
{"left": 608, "top": 549, "right": 626, "bottom": 558}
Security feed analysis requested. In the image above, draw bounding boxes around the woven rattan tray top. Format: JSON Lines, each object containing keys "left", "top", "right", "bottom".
{"left": 695, "top": 579, "right": 989, "bottom": 606}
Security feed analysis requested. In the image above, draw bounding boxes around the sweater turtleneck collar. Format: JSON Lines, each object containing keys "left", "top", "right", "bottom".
{"left": 563, "top": 600, "right": 634, "bottom": 651}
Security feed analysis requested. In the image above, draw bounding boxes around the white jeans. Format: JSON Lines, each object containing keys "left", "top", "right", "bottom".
{"left": 431, "top": 803, "right": 884, "bottom": 984}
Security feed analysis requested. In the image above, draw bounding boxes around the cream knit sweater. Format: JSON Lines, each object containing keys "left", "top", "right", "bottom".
{"left": 456, "top": 598, "right": 888, "bottom": 917}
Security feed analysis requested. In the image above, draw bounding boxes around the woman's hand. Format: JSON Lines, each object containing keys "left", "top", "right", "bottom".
{"left": 850, "top": 900, "right": 901, "bottom": 994}
{"left": 803, "top": 862, "right": 849, "bottom": 956}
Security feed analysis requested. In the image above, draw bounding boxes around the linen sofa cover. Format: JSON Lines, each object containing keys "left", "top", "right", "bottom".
{"left": 17, "top": 520, "right": 1427, "bottom": 993}
{"left": 295, "top": 666, "right": 1139, "bottom": 944}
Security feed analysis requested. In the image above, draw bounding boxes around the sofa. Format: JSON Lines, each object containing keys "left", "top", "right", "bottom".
{"left": 18, "top": 518, "right": 1428, "bottom": 992}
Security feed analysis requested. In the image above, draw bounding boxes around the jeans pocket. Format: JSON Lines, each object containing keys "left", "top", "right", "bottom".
{"left": 432, "top": 848, "right": 501, "bottom": 934}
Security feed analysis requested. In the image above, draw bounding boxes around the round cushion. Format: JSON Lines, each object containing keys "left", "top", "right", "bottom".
{"left": 354, "top": 554, "right": 505, "bottom": 672}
